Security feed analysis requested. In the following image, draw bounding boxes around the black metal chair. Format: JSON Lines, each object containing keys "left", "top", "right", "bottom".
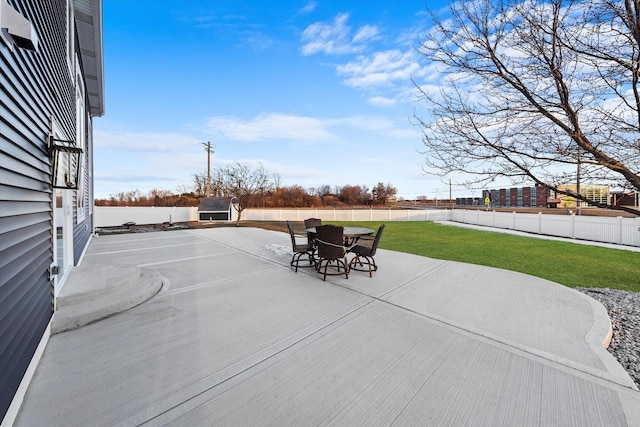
{"left": 286, "top": 220, "right": 315, "bottom": 272}
{"left": 303, "top": 218, "right": 322, "bottom": 229}
{"left": 304, "top": 218, "right": 322, "bottom": 253}
{"left": 314, "top": 225, "right": 349, "bottom": 281}
{"left": 348, "top": 224, "right": 385, "bottom": 277}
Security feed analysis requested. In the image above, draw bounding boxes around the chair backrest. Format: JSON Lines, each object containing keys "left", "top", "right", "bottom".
{"left": 315, "top": 225, "right": 344, "bottom": 259}
{"left": 369, "top": 224, "right": 385, "bottom": 256}
{"left": 286, "top": 220, "right": 297, "bottom": 247}
{"left": 304, "top": 218, "right": 322, "bottom": 229}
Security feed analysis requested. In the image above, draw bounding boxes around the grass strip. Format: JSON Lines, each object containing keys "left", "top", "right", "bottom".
{"left": 332, "top": 221, "right": 640, "bottom": 292}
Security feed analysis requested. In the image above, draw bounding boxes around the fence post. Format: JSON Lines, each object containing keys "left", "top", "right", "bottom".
{"left": 618, "top": 217, "right": 623, "bottom": 245}
{"left": 571, "top": 214, "right": 576, "bottom": 239}
{"left": 512, "top": 211, "right": 516, "bottom": 230}
{"left": 538, "top": 212, "right": 542, "bottom": 235}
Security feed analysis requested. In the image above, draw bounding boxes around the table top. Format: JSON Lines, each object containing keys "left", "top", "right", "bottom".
{"left": 306, "top": 226, "right": 374, "bottom": 237}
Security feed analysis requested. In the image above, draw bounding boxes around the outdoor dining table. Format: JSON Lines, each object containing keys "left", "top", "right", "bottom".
{"left": 306, "top": 226, "right": 374, "bottom": 246}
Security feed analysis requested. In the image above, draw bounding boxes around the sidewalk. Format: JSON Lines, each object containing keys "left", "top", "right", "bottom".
{"left": 14, "top": 227, "right": 640, "bottom": 426}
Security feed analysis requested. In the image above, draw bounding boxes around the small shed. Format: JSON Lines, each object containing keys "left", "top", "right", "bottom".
{"left": 198, "top": 197, "right": 239, "bottom": 222}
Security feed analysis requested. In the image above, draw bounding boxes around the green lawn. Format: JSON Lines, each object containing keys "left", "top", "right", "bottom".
{"left": 332, "top": 221, "right": 640, "bottom": 292}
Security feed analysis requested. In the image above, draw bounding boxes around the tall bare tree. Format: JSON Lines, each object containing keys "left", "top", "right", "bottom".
{"left": 213, "top": 162, "right": 273, "bottom": 221}
{"left": 414, "top": 0, "right": 640, "bottom": 214}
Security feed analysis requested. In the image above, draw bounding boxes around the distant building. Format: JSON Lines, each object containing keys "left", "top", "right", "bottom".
{"left": 456, "top": 185, "right": 550, "bottom": 208}
{"left": 553, "top": 184, "right": 610, "bottom": 208}
{"left": 611, "top": 191, "right": 639, "bottom": 207}
{"left": 456, "top": 184, "right": 620, "bottom": 209}
{"left": 1, "top": 1, "right": 104, "bottom": 423}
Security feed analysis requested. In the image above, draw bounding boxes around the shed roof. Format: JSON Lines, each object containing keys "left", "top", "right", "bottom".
{"left": 198, "top": 197, "right": 236, "bottom": 211}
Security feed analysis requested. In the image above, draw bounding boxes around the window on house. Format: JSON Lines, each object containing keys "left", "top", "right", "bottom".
{"left": 67, "top": 0, "right": 74, "bottom": 70}
{"left": 75, "top": 66, "right": 87, "bottom": 222}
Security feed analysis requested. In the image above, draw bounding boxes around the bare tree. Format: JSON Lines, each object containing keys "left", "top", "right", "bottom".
{"left": 414, "top": 0, "right": 640, "bottom": 214}
{"left": 339, "top": 185, "right": 371, "bottom": 205}
{"left": 213, "top": 162, "right": 273, "bottom": 221}
{"left": 192, "top": 172, "right": 208, "bottom": 198}
{"left": 372, "top": 182, "right": 397, "bottom": 205}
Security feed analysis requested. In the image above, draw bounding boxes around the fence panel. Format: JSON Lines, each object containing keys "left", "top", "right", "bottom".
{"left": 493, "top": 212, "right": 516, "bottom": 230}
{"left": 94, "top": 207, "right": 198, "bottom": 227}
{"left": 514, "top": 213, "right": 541, "bottom": 234}
{"left": 539, "top": 215, "right": 573, "bottom": 238}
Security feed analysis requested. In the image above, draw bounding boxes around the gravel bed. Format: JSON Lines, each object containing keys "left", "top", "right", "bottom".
{"left": 576, "top": 288, "right": 640, "bottom": 389}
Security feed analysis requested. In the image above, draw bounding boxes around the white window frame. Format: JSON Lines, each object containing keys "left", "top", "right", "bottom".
{"left": 66, "top": 0, "right": 74, "bottom": 73}
{"left": 75, "top": 62, "right": 87, "bottom": 223}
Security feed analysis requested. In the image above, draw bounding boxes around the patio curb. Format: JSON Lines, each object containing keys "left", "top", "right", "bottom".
{"left": 51, "top": 264, "right": 163, "bottom": 334}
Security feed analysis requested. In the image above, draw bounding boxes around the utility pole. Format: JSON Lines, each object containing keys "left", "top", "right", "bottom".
{"left": 202, "top": 141, "right": 214, "bottom": 197}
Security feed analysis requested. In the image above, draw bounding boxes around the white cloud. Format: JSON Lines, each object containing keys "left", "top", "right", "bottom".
{"left": 94, "top": 130, "right": 202, "bottom": 152}
{"left": 300, "top": 13, "right": 378, "bottom": 55}
{"left": 337, "top": 49, "right": 421, "bottom": 88}
{"left": 353, "top": 24, "right": 379, "bottom": 43}
{"left": 202, "top": 113, "right": 336, "bottom": 141}
{"left": 368, "top": 96, "right": 397, "bottom": 107}
{"left": 299, "top": 1, "right": 316, "bottom": 15}
{"left": 200, "top": 112, "right": 417, "bottom": 142}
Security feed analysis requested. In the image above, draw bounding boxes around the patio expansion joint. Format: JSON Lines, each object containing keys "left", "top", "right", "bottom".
{"left": 379, "top": 294, "right": 638, "bottom": 395}
{"left": 185, "top": 229, "right": 293, "bottom": 269}
{"left": 116, "top": 297, "right": 377, "bottom": 426}
{"left": 321, "top": 260, "right": 638, "bottom": 394}
{"left": 86, "top": 240, "right": 213, "bottom": 257}
{"left": 157, "top": 265, "right": 285, "bottom": 297}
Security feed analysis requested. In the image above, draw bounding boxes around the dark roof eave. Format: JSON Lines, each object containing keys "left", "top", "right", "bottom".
{"left": 74, "top": 0, "right": 104, "bottom": 117}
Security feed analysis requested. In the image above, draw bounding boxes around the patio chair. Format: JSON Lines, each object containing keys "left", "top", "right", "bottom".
{"left": 304, "top": 217, "right": 322, "bottom": 250}
{"left": 348, "top": 224, "right": 385, "bottom": 277}
{"left": 286, "top": 220, "right": 315, "bottom": 272}
{"left": 314, "top": 225, "right": 349, "bottom": 281}
{"left": 303, "top": 218, "right": 322, "bottom": 229}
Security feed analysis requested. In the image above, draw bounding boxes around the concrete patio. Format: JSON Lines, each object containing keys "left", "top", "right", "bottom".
{"left": 14, "top": 227, "right": 640, "bottom": 426}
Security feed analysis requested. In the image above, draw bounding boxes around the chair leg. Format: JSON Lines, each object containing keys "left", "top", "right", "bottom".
{"left": 290, "top": 252, "right": 300, "bottom": 272}
{"left": 349, "top": 255, "right": 376, "bottom": 277}
{"left": 315, "top": 258, "right": 348, "bottom": 280}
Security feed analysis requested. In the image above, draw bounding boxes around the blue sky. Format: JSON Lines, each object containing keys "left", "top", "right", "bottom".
{"left": 94, "top": 0, "right": 453, "bottom": 200}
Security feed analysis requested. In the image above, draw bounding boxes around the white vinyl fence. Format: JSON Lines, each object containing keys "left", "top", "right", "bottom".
{"left": 93, "top": 207, "right": 640, "bottom": 248}
{"left": 94, "top": 206, "right": 199, "bottom": 227}
{"left": 451, "top": 209, "right": 640, "bottom": 247}
{"left": 241, "top": 208, "right": 452, "bottom": 222}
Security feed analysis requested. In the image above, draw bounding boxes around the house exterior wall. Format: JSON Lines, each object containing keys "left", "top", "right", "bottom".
{"left": 0, "top": 0, "right": 102, "bottom": 421}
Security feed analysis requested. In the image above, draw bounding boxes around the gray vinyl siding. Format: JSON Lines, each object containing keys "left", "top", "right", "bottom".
{"left": 73, "top": 215, "right": 92, "bottom": 264}
{"left": 1, "top": 0, "right": 81, "bottom": 418}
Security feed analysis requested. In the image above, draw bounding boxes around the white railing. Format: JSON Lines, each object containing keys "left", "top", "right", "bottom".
{"left": 93, "top": 207, "right": 640, "bottom": 247}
